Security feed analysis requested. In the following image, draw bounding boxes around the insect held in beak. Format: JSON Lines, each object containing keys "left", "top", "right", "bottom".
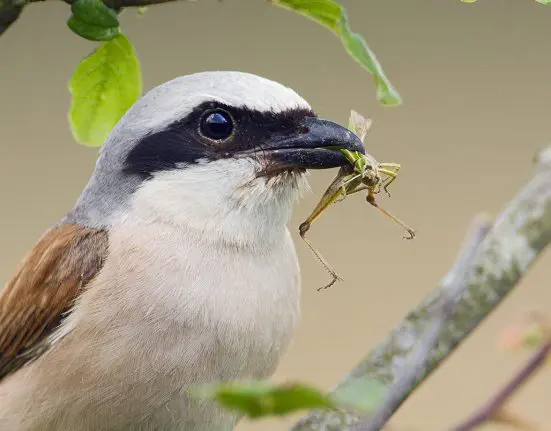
{"left": 299, "top": 110, "right": 416, "bottom": 291}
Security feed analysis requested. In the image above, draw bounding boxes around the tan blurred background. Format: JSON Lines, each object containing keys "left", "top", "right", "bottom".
{"left": 1, "top": 0, "right": 551, "bottom": 429}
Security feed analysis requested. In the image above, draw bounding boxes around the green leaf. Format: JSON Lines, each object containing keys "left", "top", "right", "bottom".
{"left": 195, "top": 381, "right": 336, "bottom": 419}
{"left": 68, "top": 33, "right": 142, "bottom": 147}
{"left": 332, "top": 376, "right": 387, "bottom": 413}
{"left": 271, "top": 0, "right": 402, "bottom": 106}
{"left": 67, "top": 0, "right": 120, "bottom": 41}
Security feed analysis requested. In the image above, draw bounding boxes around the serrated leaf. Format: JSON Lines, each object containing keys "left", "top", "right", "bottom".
{"left": 272, "top": 0, "right": 402, "bottom": 106}
{"left": 195, "top": 381, "right": 335, "bottom": 419}
{"left": 332, "top": 376, "right": 387, "bottom": 413}
{"left": 68, "top": 33, "right": 142, "bottom": 147}
{"left": 67, "top": 0, "right": 120, "bottom": 41}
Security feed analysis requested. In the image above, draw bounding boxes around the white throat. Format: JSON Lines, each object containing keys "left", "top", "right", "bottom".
{"left": 125, "top": 158, "right": 309, "bottom": 249}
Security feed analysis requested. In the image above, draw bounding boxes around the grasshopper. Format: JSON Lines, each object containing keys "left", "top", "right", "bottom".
{"left": 299, "top": 110, "right": 416, "bottom": 291}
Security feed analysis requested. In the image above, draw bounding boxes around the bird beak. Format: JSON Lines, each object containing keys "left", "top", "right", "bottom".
{"left": 250, "top": 116, "right": 366, "bottom": 172}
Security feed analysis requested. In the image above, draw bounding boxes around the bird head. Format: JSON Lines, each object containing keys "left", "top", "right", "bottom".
{"left": 66, "top": 71, "right": 364, "bottom": 246}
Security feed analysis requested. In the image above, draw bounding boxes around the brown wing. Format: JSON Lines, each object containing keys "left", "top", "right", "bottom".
{"left": 0, "top": 224, "right": 108, "bottom": 380}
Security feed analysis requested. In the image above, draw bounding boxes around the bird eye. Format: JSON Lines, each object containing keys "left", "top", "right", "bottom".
{"left": 200, "top": 110, "right": 234, "bottom": 141}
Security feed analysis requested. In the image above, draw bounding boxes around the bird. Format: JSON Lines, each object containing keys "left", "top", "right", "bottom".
{"left": 0, "top": 71, "right": 364, "bottom": 431}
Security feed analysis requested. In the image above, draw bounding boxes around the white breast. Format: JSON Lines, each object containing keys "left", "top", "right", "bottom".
{"left": 100, "top": 216, "right": 303, "bottom": 427}
{"left": 0, "top": 162, "right": 304, "bottom": 431}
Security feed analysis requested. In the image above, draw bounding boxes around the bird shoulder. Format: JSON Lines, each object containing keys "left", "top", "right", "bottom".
{"left": 0, "top": 223, "right": 108, "bottom": 381}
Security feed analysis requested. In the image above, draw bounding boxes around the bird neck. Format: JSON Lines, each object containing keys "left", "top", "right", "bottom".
{"left": 122, "top": 159, "right": 307, "bottom": 250}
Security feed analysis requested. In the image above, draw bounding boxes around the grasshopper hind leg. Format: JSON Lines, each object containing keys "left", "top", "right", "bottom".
{"left": 366, "top": 191, "right": 416, "bottom": 240}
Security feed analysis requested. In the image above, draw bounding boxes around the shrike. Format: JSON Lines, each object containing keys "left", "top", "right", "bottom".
{"left": 0, "top": 71, "right": 364, "bottom": 430}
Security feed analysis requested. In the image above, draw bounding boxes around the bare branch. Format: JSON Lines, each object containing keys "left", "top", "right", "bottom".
{"left": 290, "top": 145, "right": 551, "bottom": 431}
{"left": 451, "top": 337, "right": 551, "bottom": 431}
{"left": 351, "top": 215, "right": 492, "bottom": 431}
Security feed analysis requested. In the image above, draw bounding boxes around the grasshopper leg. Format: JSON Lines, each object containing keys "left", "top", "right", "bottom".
{"left": 379, "top": 163, "right": 401, "bottom": 197}
{"left": 379, "top": 162, "right": 401, "bottom": 171}
{"left": 366, "top": 192, "right": 416, "bottom": 240}
{"left": 378, "top": 169, "right": 398, "bottom": 197}
{"left": 345, "top": 185, "right": 370, "bottom": 195}
{"left": 347, "top": 185, "right": 416, "bottom": 240}
{"left": 336, "top": 174, "right": 362, "bottom": 202}
{"left": 299, "top": 224, "right": 343, "bottom": 291}
{"left": 335, "top": 173, "right": 363, "bottom": 203}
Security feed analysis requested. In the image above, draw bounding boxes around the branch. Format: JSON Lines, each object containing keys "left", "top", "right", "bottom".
{"left": 451, "top": 337, "right": 551, "bottom": 431}
{"left": 351, "top": 216, "right": 492, "bottom": 431}
{"left": 101, "top": 0, "right": 181, "bottom": 8}
{"left": 0, "top": 0, "right": 182, "bottom": 37}
{"left": 0, "top": 0, "right": 23, "bottom": 36}
{"left": 290, "top": 144, "right": 551, "bottom": 431}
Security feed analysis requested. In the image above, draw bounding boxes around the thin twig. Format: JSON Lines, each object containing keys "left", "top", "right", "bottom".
{"left": 0, "top": 0, "right": 187, "bottom": 37}
{"left": 290, "top": 145, "right": 551, "bottom": 431}
{"left": 101, "top": 0, "right": 181, "bottom": 8}
{"left": 451, "top": 337, "right": 551, "bottom": 431}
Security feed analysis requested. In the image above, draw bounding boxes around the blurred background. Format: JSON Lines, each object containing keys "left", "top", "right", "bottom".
{"left": 1, "top": 0, "right": 551, "bottom": 429}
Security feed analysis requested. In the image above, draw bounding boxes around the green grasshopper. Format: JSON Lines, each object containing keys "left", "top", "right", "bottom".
{"left": 299, "top": 110, "right": 416, "bottom": 291}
